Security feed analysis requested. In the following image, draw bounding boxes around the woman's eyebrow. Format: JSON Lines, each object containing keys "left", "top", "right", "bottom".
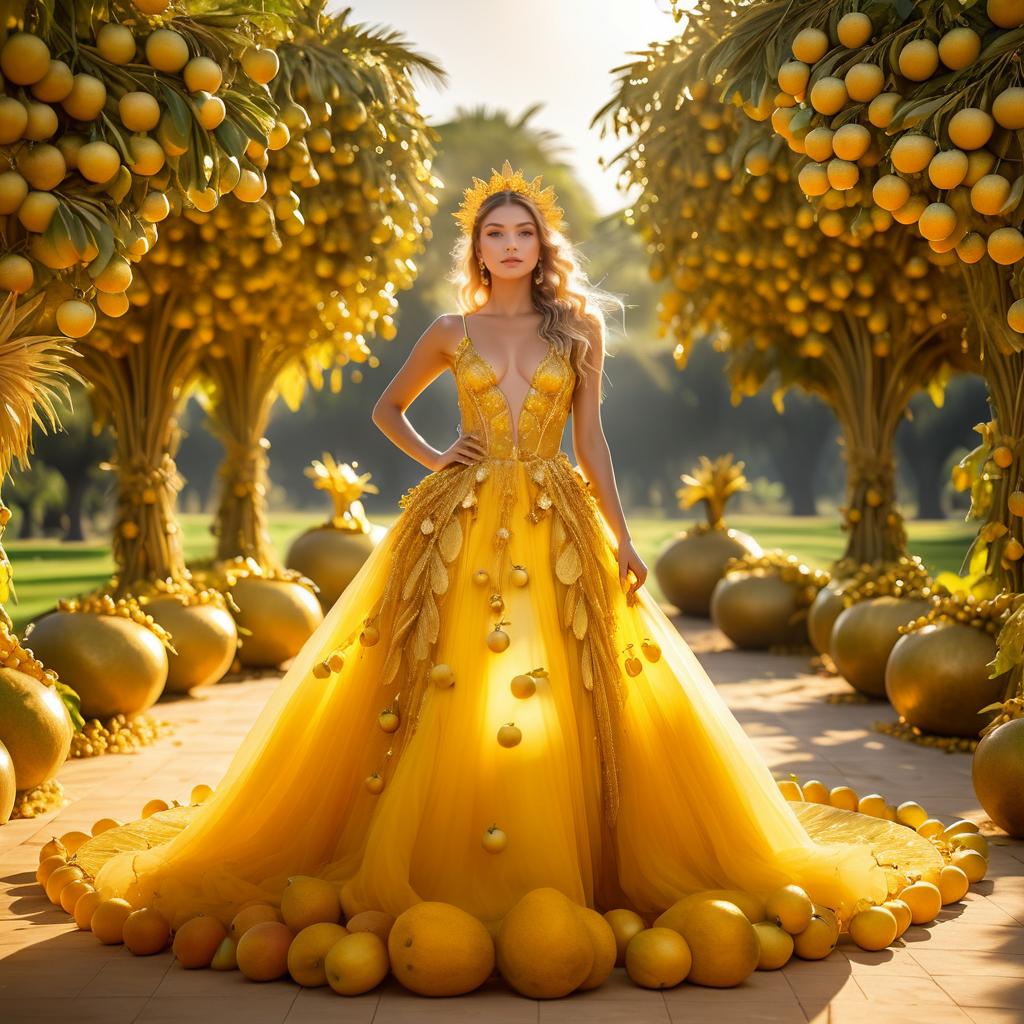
{"left": 483, "top": 221, "right": 535, "bottom": 228}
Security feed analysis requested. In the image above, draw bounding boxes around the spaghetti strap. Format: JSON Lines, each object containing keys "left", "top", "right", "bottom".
{"left": 460, "top": 311, "right": 469, "bottom": 339}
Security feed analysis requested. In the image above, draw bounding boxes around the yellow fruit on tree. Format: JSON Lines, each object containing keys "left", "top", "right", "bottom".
{"left": 988, "top": 226, "right": 1024, "bottom": 265}
{"left": 145, "top": 29, "right": 189, "bottom": 73}
{"left": 96, "top": 24, "right": 136, "bottom": 65}
{"left": 0, "top": 254, "right": 34, "bottom": 294}
{"left": 77, "top": 141, "right": 120, "bottom": 183}
{"left": 242, "top": 46, "right": 280, "bottom": 85}
{"left": 838, "top": 12, "right": 873, "bottom": 48}
{"left": 810, "top": 77, "right": 847, "bottom": 115}
{"left": 393, "top": 900, "right": 495, "bottom": 996}
{"left": 845, "top": 62, "right": 884, "bottom": 102}
{"left": 918, "top": 202, "right": 957, "bottom": 242}
{"left": 849, "top": 906, "right": 898, "bottom": 950}
{"left": 988, "top": 0, "right": 1024, "bottom": 29}
{"left": 899, "top": 39, "right": 939, "bottom": 81}
{"left": 792, "top": 27, "right": 829, "bottom": 64}
{"left": 287, "top": 922, "right": 349, "bottom": 986}
{"left": 891, "top": 135, "right": 937, "bottom": 174}
{"left": 798, "top": 163, "right": 829, "bottom": 197}
{"left": 673, "top": 899, "right": 759, "bottom": 986}
{"left": 184, "top": 56, "right": 223, "bottom": 94}
{"left": 993, "top": 87, "right": 1024, "bottom": 129}
{"left": 938, "top": 27, "right": 981, "bottom": 70}
{"left": 868, "top": 92, "right": 901, "bottom": 128}
{"left": 873, "top": 174, "right": 911, "bottom": 211}
{"left": 753, "top": 921, "right": 793, "bottom": 969}
{"left": 899, "top": 881, "right": 942, "bottom": 924}
{"left": 956, "top": 231, "right": 986, "bottom": 264}
{"left": 949, "top": 108, "right": 994, "bottom": 150}
{"left": 62, "top": 74, "right": 106, "bottom": 120}
{"left": 119, "top": 91, "right": 160, "bottom": 132}
{"left": 833, "top": 123, "right": 870, "bottom": 161}
{"left": 1, "top": 32, "right": 51, "bottom": 85}
{"left": 31, "top": 59, "right": 73, "bottom": 102}
{"left": 778, "top": 60, "right": 809, "bottom": 96}
{"left": 971, "top": 174, "right": 1012, "bottom": 216}
{"left": 624, "top": 927, "right": 691, "bottom": 988}
{"left": 18, "top": 189, "right": 59, "bottom": 233}
{"left": 324, "top": 931, "right": 389, "bottom": 995}
{"left": 56, "top": 299, "right": 96, "bottom": 339}
{"left": 928, "top": 150, "right": 968, "bottom": 190}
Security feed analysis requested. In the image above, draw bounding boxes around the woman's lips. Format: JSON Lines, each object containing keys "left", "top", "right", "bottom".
{"left": 502, "top": 258, "right": 522, "bottom": 264}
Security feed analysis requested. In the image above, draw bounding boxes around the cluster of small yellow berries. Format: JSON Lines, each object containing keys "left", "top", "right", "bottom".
{"left": 54, "top": 592, "right": 173, "bottom": 647}
{"left": 725, "top": 550, "right": 831, "bottom": 608}
{"left": 874, "top": 717, "right": 979, "bottom": 754}
{"left": 12, "top": 778, "right": 65, "bottom": 818}
{"left": 143, "top": 577, "right": 233, "bottom": 612}
{"left": 69, "top": 712, "right": 173, "bottom": 758}
{"left": 216, "top": 555, "right": 318, "bottom": 594}
{"left": 897, "top": 589, "right": 1020, "bottom": 638}
{"left": 837, "top": 555, "right": 933, "bottom": 608}
{"left": 0, "top": 622, "right": 57, "bottom": 685}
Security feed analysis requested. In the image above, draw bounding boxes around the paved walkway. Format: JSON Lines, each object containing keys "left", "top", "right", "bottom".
{"left": 1, "top": 611, "right": 1022, "bottom": 1023}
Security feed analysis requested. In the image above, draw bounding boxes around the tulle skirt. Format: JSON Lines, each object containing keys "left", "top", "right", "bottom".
{"left": 85, "top": 455, "right": 928, "bottom": 933}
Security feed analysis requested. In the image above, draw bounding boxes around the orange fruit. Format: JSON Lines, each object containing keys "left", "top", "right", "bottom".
{"left": 575, "top": 906, "right": 618, "bottom": 991}
{"left": 230, "top": 902, "right": 282, "bottom": 939}
{"left": 74, "top": 889, "right": 103, "bottom": 931}
{"left": 59, "top": 879, "right": 94, "bottom": 915}
{"left": 236, "top": 921, "right": 295, "bottom": 982}
{"left": 91, "top": 898, "right": 133, "bottom": 944}
{"left": 624, "top": 927, "right": 691, "bottom": 988}
{"left": 344, "top": 909, "right": 394, "bottom": 944}
{"left": 392, "top": 900, "right": 496, "bottom": 997}
{"left": 604, "top": 908, "right": 646, "bottom": 966}
{"left": 124, "top": 907, "right": 172, "bottom": 955}
{"left": 172, "top": 914, "right": 228, "bottom": 968}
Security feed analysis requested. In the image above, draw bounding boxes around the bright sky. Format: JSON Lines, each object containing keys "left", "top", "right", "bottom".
{"left": 340, "top": 0, "right": 679, "bottom": 215}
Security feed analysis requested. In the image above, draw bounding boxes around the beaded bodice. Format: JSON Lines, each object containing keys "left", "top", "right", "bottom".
{"left": 454, "top": 315, "right": 576, "bottom": 460}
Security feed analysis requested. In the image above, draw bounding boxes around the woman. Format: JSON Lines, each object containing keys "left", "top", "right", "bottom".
{"left": 82, "top": 162, "right": 936, "bottom": 954}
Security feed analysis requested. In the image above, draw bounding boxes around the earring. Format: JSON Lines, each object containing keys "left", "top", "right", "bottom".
{"left": 478, "top": 257, "right": 490, "bottom": 284}
{"left": 534, "top": 263, "right": 543, "bottom": 285}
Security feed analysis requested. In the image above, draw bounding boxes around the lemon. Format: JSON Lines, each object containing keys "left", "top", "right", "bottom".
{"left": 673, "top": 899, "right": 759, "bottom": 987}
{"left": 938, "top": 865, "right": 970, "bottom": 905}
{"left": 899, "top": 881, "right": 942, "bottom": 924}
{"left": 753, "top": 921, "right": 793, "bottom": 969}
{"left": 764, "top": 884, "right": 813, "bottom": 934}
{"left": 849, "top": 906, "right": 898, "bottom": 950}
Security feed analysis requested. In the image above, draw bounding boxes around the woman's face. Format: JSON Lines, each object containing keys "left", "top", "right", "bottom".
{"left": 476, "top": 201, "right": 541, "bottom": 283}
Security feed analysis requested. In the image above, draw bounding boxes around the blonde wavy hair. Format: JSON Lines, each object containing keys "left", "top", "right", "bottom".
{"left": 450, "top": 190, "right": 625, "bottom": 402}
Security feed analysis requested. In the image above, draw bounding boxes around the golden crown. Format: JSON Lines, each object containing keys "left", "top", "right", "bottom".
{"left": 453, "top": 160, "right": 565, "bottom": 237}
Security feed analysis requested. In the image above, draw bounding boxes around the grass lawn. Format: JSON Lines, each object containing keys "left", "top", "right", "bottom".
{"left": 3, "top": 511, "right": 978, "bottom": 634}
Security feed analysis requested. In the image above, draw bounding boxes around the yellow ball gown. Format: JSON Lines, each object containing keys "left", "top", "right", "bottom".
{"left": 81, "top": 316, "right": 940, "bottom": 938}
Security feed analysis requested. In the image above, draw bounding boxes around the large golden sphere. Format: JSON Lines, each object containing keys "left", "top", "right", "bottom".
{"left": 145, "top": 597, "right": 238, "bottom": 694}
{"left": 231, "top": 577, "right": 324, "bottom": 668}
{"left": 27, "top": 611, "right": 169, "bottom": 717}
{"left": 0, "top": 738, "right": 15, "bottom": 823}
{"left": 807, "top": 579, "right": 849, "bottom": 656}
{"left": 710, "top": 571, "right": 809, "bottom": 649}
{"left": 285, "top": 526, "right": 381, "bottom": 611}
{"left": 973, "top": 718, "right": 1024, "bottom": 837}
{"left": 654, "top": 527, "right": 761, "bottom": 617}
{"left": 0, "top": 667, "right": 73, "bottom": 789}
{"left": 830, "top": 596, "right": 931, "bottom": 698}
{"left": 886, "top": 623, "right": 1008, "bottom": 737}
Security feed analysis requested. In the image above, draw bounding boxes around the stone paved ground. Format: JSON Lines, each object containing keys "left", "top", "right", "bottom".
{"left": 1, "top": 611, "right": 1022, "bottom": 1024}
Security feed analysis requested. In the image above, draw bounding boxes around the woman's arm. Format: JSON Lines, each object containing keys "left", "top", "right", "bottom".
{"left": 371, "top": 315, "right": 484, "bottom": 472}
{"left": 570, "top": 323, "right": 649, "bottom": 603}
